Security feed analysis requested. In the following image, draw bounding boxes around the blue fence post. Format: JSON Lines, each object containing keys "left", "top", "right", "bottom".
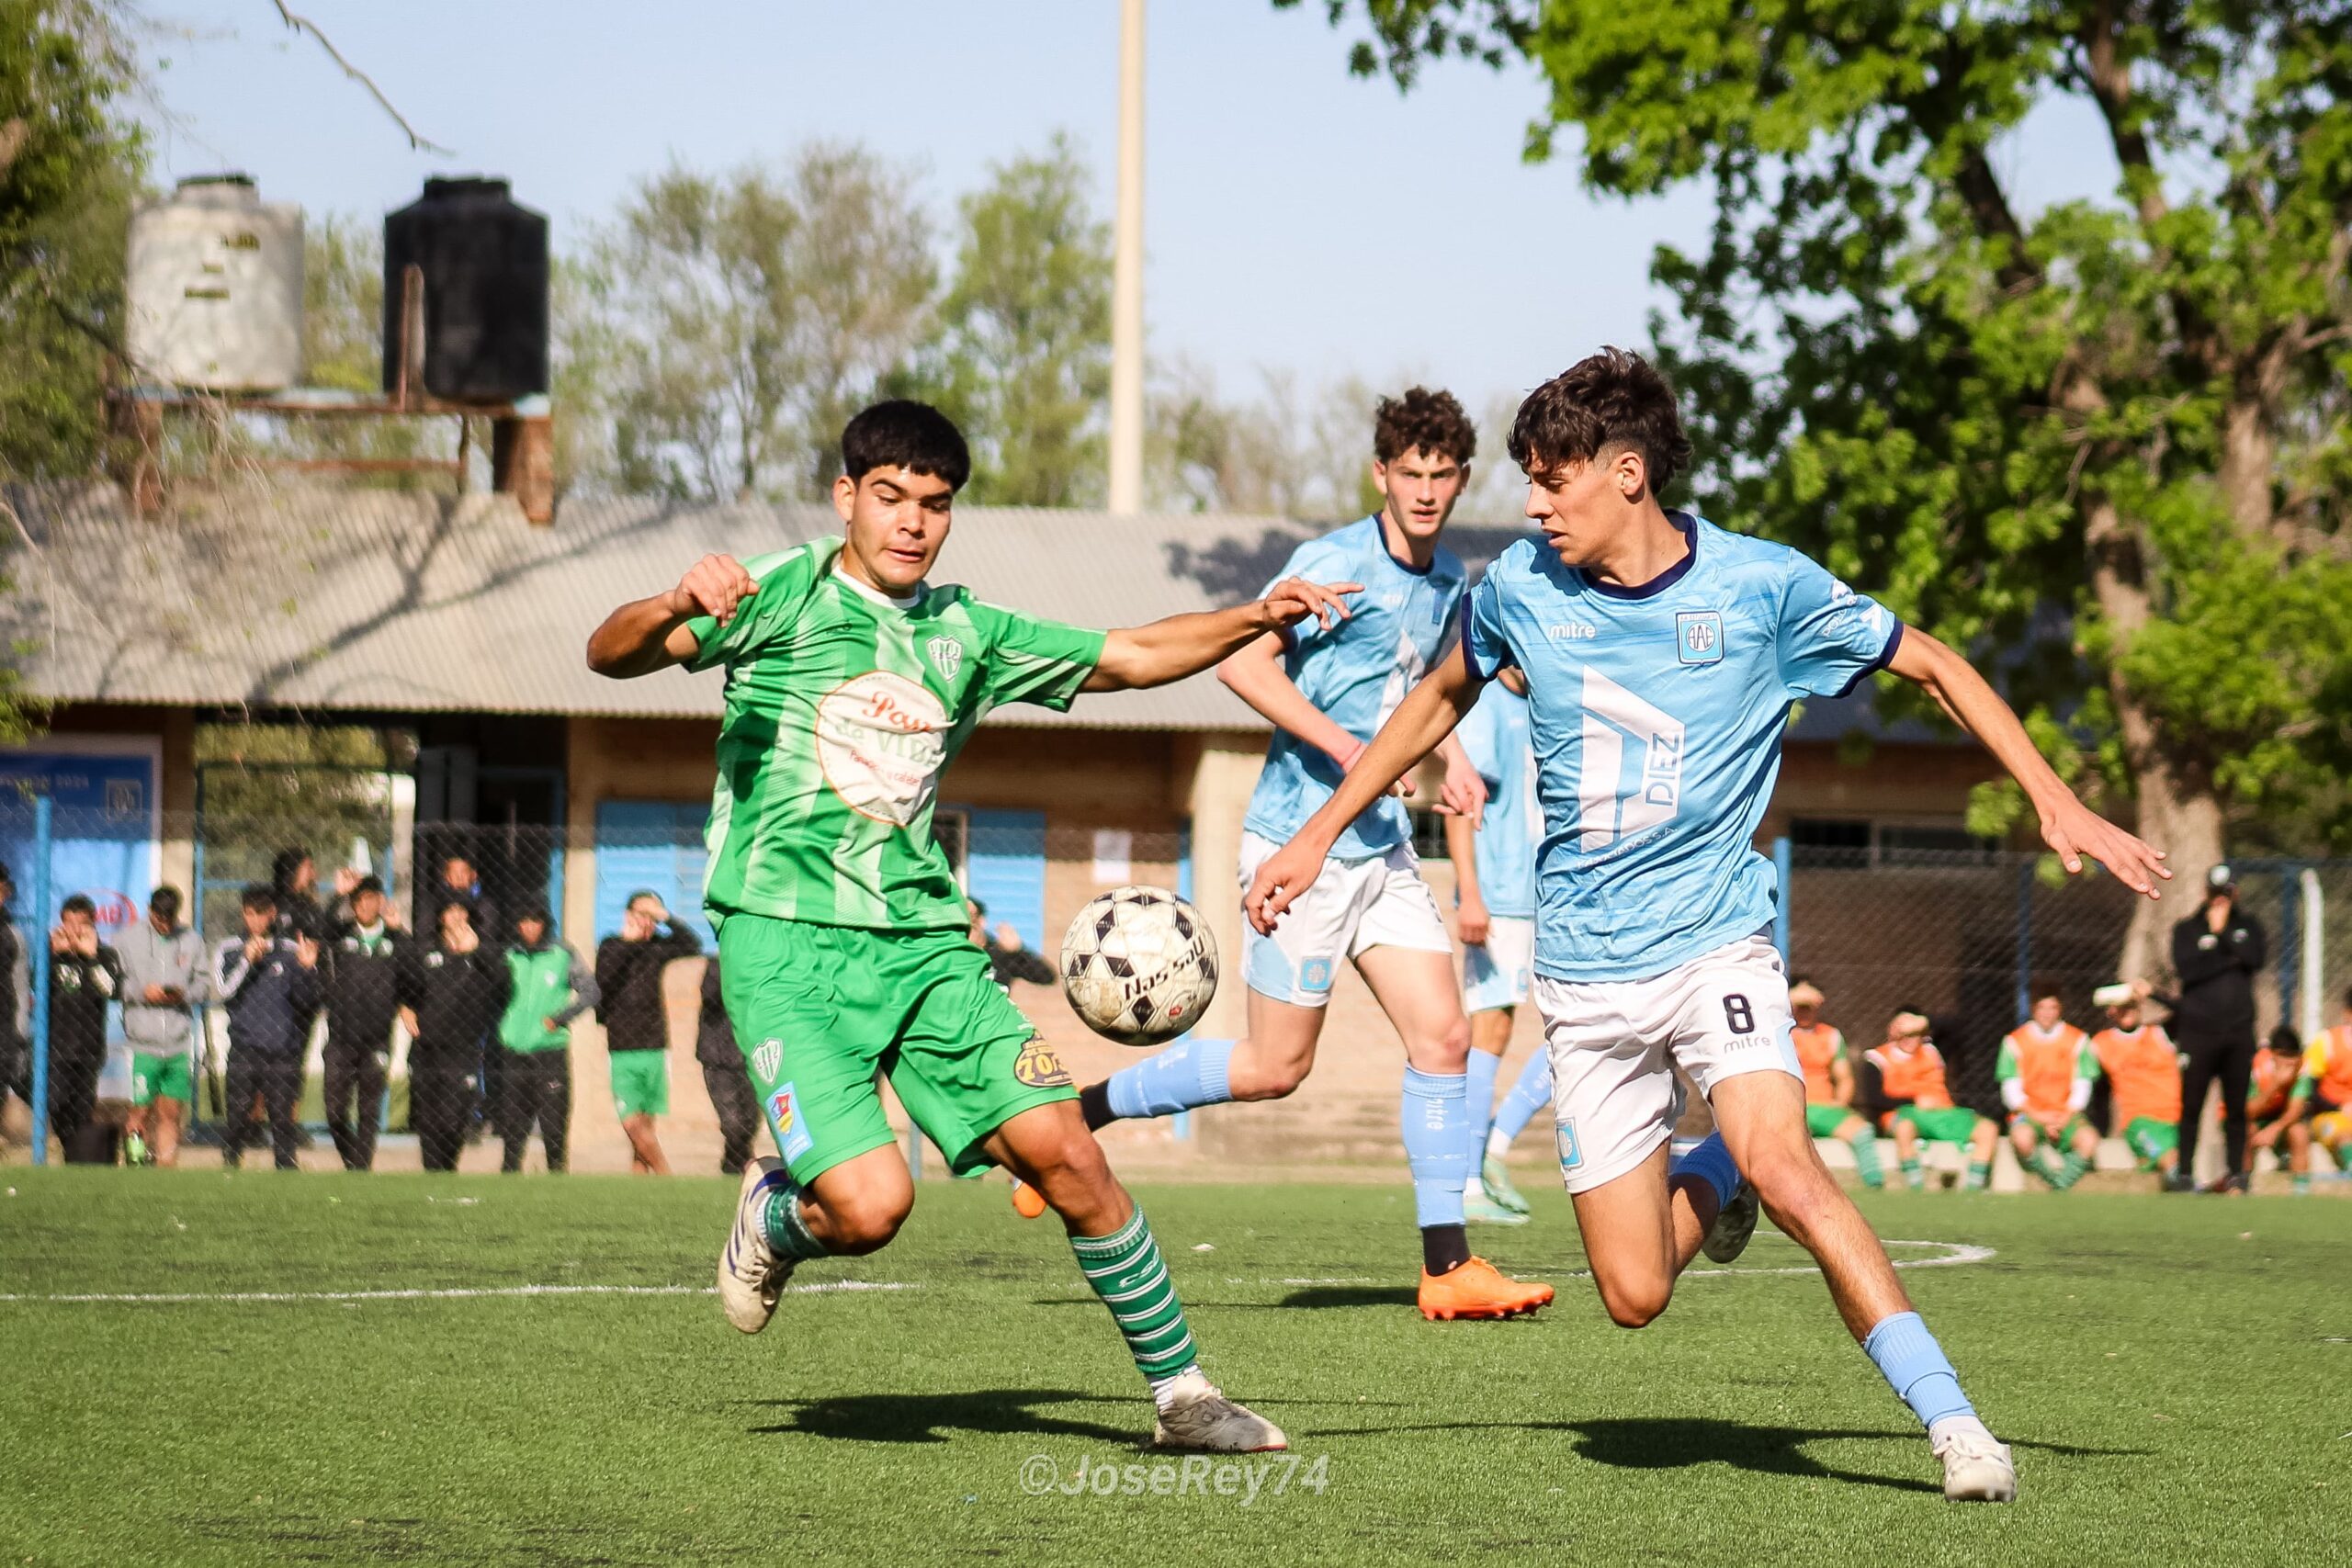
{"left": 2012, "top": 858, "right": 2035, "bottom": 1026}
{"left": 2279, "top": 864, "right": 2305, "bottom": 1026}
{"left": 27, "top": 795, "right": 51, "bottom": 1168}
{"left": 1772, "top": 836, "right": 1793, "bottom": 963}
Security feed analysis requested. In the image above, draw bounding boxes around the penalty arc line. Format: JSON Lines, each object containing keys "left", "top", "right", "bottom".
{"left": 0, "top": 1280, "right": 919, "bottom": 1306}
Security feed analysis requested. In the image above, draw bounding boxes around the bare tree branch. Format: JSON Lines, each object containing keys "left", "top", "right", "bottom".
{"left": 269, "top": 1, "right": 453, "bottom": 155}
{"left": 0, "top": 118, "right": 27, "bottom": 176}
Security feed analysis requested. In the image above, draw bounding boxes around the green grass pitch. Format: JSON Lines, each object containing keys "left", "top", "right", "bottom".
{"left": 1, "top": 1168, "right": 2339, "bottom": 1566}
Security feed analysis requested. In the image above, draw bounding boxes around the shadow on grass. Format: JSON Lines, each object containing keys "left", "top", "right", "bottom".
{"left": 745, "top": 1388, "right": 1141, "bottom": 1445}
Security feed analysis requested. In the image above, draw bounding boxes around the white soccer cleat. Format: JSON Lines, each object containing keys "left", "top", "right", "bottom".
{"left": 1931, "top": 1420, "right": 2018, "bottom": 1503}
{"left": 717, "top": 1156, "right": 797, "bottom": 1335}
{"left": 1148, "top": 1372, "right": 1288, "bottom": 1452}
{"left": 1700, "top": 1179, "right": 1759, "bottom": 1264}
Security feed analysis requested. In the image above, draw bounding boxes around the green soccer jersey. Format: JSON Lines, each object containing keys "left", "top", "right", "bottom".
{"left": 685, "top": 537, "right": 1105, "bottom": 931}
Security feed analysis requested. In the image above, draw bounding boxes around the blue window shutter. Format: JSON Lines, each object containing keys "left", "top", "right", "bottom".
{"left": 594, "top": 801, "right": 710, "bottom": 943}
{"left": 962, "top": 807, "right": 1046, "bottom": 952}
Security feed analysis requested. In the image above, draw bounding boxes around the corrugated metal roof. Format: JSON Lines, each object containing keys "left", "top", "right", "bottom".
{"left": 0, "top": 482, "right": 1537, "bottom": 729}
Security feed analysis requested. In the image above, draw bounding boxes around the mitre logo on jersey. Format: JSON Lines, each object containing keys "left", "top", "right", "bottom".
{"left": 816, "top": 670, "right": 949, "bottom": 826}
{"left": 924, "top": 635, "right": 964, "bottom": 685}
{"left": 1576, "top": 667, "right": 1684, "bottom": 851}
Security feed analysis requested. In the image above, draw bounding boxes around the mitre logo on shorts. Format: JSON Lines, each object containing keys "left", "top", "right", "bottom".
{"left": 1012, "top": 1038, "right": 1071, "bottom": 1088}
{"left": 815, "top": 670, "right": 949, "bottom": 825}
{"left": 752, "top": 1038, "right": 782, "bottom": 1081}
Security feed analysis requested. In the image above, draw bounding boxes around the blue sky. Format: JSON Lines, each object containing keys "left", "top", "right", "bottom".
{"left": 135, "top": 1, "right": 2119, "bottom": 411}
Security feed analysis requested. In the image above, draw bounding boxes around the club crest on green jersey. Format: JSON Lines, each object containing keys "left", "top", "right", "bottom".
{"left": 925, "top": 634, "right": 964, "bottom": 685}
{"left": 815, "top": 670, "right": 948, "bottom": 826}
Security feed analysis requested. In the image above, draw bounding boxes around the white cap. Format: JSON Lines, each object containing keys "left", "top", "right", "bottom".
{"left": 2093, "top": 983, "right": 2135, "bottom": 1009}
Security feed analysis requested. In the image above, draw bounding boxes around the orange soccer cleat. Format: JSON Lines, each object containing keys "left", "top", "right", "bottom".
{"left": 1417, "top": 1256, "right": 1555, "bottom": 1321}
{"left": 1009, "top": 1177, "right": 1049, "bottom": 1219}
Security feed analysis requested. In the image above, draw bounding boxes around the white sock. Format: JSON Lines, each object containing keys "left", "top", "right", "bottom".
{"left": 1149, "top": 1365, "right": 1210, "bottom": 1412}
{"left": 1928, "top": 1413, "right": 1995, "bottom": 1447}
{"left": 1485, "top": 1128, "right": 1512, "bottom": 1162}
{"left": 1464, "top": 1174, "right": 1487, "bottom": 1201}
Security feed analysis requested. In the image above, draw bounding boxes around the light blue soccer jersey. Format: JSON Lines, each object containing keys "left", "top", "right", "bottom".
{"left": 1454, "top": 681, "right": 1539, "bottom": 919}
{"left": 1243, "top": 514, "right": 1467, "bottom": 860}
{"left": 1460, "top": 513, "right": 1902, "bottom": 984}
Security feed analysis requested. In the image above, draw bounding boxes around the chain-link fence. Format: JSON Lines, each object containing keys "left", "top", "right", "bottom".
{"left": 1, "top": 790, "right": 2346, "bottom": 1169}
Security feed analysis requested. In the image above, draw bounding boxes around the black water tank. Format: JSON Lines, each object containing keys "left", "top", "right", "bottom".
{"left": 381, "top": 176, "right": 548, "bottom": 402}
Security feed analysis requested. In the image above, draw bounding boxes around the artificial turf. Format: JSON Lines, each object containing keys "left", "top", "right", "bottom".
{"left": 0, "top": 1168, "right": 2339, "bottom": 1566}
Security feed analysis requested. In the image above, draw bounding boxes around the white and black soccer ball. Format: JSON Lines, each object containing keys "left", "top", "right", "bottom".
{"left": 1060, "top": 885, "right": 1218, "bottom": 1046}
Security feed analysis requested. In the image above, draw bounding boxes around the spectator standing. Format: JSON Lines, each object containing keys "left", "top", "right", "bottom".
{"left": 438, "top": 854, "right": 499, "bottom": 946}
{"left": 118, "top": 886, "right": 210, "bottom": 1167}
{"left": 47, "top": 894, "right": 125, "bottom": 1161}
{"left": 270, "top": 847, "right": 333, "bottom": 942}
{"left": 594, "top": 891, "right": 698, "bottom": 1175}
{"left": 0, "top": 861, "right": 28, "bottom": 1124}
{"left": 321, "top": 876, "right": 409, "bottom": 1170}
{"left": 496, "top": 905, "right": 596, "bottom": 1174}
{"left": 966, "top": 897, "right": 1055, "bottom": 989}
{"left": 2166, "top": 863, "right": 2267, "bottom": 1192}
{"left": 696, "top": 953, "right": 758, "bottom": 1177}
{"left": 399, "top": 898, "right": 509, "bottom": 1174}
{"left": 213, "top": 886, "right": 318, "bottom": 1171}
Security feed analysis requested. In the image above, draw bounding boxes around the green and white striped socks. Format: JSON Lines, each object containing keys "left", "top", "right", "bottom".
{"left": 1070, "top": 1208, "right": 1198, "bottom": 1389}
{"left": 760, "top": 1187, "right": 831, "bottom": 1260}
{"left": 1848, "top": 1131, "right": 1884, "bottom": 1188}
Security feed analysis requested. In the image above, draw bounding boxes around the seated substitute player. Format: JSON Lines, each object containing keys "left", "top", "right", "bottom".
{"left": 585, "top": 399, "right": 1359, "bottom": 1452}
{"left": 2248, "top": 1023, "right": 2315, "bottom": 1193}
{"left": 1861, "top": 1011, "right": 1997, "bottom": 1191}
{"left": 1790, "top": 977, "right": 1883, "bottom": 1189}
{"left": 1445, "top": 667, "right": 1543, "bottom": 1224}
{"left": 1078, "top": 388, "right": 1554, "bottom": 1322}
{"left": 1998, "top": 987, "right": 2100, "bottom": 1191}
{"left": 2091, "top": 982, "right": 2182, "bottom": 1181}
{"left": 1245, "top": 349, "right": 2170, "bottom": 1502}
{"left": 2268, "top": 990, "right": 2352, "bottom": 1190}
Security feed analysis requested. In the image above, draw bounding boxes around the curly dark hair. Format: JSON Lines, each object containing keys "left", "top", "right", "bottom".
{"left": 841, "top": 400, "right": 972, "bottom": 491}
{"left": 1372, "top": 386, "right": 1476, "bottom": 466}
{"left": 1507, "top": 347, "right": 1692, "bottom": 495}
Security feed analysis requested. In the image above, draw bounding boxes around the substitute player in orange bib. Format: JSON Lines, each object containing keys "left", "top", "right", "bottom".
{"left": 1860, "top": 1011, "right": 1996, "bottom": 1191}
{"left": 1998, "top": 988, "right": 2101, "bottom": 1190}
{"left": 1791, "top": 978, "right": 1883, "bottom": 1188}
{"left": 2091, "top": 983, "right": 2181, "bottom": 1180}
{"left": 2248, "top": 1024, "right": 2314, "bottom": 1194}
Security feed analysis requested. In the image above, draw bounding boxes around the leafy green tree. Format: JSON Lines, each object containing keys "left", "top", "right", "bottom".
{"left": 933, "top": 133, "right": 1113, "bottom": 506}
{"left": 0, "top": 0, "right": 139, "bottom": 479}
{"left": 593, "top": 145, "right": 935, "bottom": 502}
{"left": 1289, "top": 0, "right": 2352, "bottom": 976}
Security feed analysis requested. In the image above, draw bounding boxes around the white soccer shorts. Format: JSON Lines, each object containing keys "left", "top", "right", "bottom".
{"left": 1535, "top": 933, "right": 1804, "bottom": 1194}
{"left": 1461, "top": 915, "right": 1534, "bottom": 1015}
{"left": 1238, "top": 830, "right": 1453, "bottom": 1008}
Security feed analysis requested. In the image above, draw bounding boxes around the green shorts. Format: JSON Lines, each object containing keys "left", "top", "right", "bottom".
{"left": 130, "top": 1051, "right": 192, "bottom": 1108}
{"left": 1896, "top": 1105, "right": 1982, "bottom": 1144}
{"left": 609, "top": 1052, "right": 670, "bottom": 1119}
{"left": 2123, "top": 1116, "right": 2177, "bottom": 1167}
{"left": 2015, "top": 1112, "right": 2091, "bottom": 1146}
{"left": 717, "top": 913, "right": 1070, "bottom": 1184}
{"left": 1805, "top": 1103, "right": 1859, "bottom": 1138}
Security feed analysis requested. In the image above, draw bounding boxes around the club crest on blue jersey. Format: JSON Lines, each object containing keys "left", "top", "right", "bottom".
{"left": 1676, "top": 611, "right": 1724, "bottom": 666}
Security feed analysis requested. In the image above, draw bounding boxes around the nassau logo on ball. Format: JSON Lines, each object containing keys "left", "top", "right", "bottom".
{"left": 1059, "top": 885, "right": 1218, "bottom": 1046}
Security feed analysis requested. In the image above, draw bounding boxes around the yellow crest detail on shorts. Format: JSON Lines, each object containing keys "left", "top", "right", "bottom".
{"left": 1012, "top": 1038, "right": 1071, "bottom": 1089}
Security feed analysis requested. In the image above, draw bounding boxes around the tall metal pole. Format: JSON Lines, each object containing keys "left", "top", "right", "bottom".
{"left": 27, "top": 795, "right": 51, "bottom": 1167}
{"left": 1108, "top": 0, "right": 1148, "bottom": 514}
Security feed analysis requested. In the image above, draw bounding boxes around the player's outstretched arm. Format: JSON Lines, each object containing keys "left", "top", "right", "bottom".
{"left": 1885, "top": 626, "right": 2169, "bottom": 897}
{"left": 1245, "top": 640, "right": 1487, "bottom": 934}
{"left": 1084, "top": 577, "right": 1361, "bottom": 693}
{"left": 586, "top": 554, "right": 757, "bottom": 680}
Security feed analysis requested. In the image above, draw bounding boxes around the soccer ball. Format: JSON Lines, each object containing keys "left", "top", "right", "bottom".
{"left": 1059, "top": 886, "right": 1218, "bottom": 1045}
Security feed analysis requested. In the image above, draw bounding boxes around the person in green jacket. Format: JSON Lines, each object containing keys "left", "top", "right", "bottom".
{"left": 498, "top": 905, "right": 599, "bottom": 1173}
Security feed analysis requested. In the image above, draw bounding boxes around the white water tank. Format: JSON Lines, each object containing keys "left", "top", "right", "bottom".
{"left": 126, "top": 174, "right": 304, "bottom": 391}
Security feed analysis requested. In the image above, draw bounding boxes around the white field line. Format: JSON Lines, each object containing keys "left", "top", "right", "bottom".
{"left": 0, "top": 1280, "right": 916, "bottom": 1305}
{"left": 1242, "top": 1238, "right": 1995, "bottom": 1288}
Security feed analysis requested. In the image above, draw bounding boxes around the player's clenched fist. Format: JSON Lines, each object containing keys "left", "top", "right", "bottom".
{"left": 1258, "top": 578, "right": 1361, "bottom": 634}
{"left": 669, "top": 553, "right": 758, "bottom": 626}
{"left": 1243, "top": 837, "right": 1329, "bottom": 935}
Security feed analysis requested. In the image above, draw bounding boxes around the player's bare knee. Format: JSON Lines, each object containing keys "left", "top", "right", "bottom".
{"left": 1413, "top": 1014, "right": 1472, "bottom": 1075}
{"left": 1596, "top": 1274, "right": 1672, "bottom": 1328}
{"left": 822, "top": 1190, "right": 911, "bottom": 1255}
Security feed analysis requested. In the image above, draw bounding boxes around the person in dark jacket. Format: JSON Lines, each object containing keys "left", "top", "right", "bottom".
{"left": 496, "top": 905, "right": 597, "bottom": 1174}
{"left": 399, "top": 897, "right": 510, "bottom": 1174}
{"left": 2165, "top": 862, "right": 2268, "bottom": 1192}
{"left": 47, "top": 893, "right": 125, "bottom": 1160}
{"left": 270, "top": 847, "right": 333, "bottom": 943}
{"left": 696, "top": 953, "right": 759, "bottom": 1176}
{"left": 594, "top": 891, "right": 699, "bottom": 1175}
{"left": 322, "top": 876, "right": 408, "bottom": 1170}
{"left": 214, "top": 886, "right": 319, "bottom": 1171}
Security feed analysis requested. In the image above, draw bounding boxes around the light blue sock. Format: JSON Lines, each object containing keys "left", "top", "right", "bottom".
{"left": 1401, "top": 1067, "right": 1471, "bottom": 1226}
{"left": 1104, "top": 1039, "right": 1236, "bottom": 1122}
{"left": 1464, "top": 1049, "right": 1501, "bottom": 1153}
{"left": 1490, "top": 1052, "right": 1554, "bottom": 1144}
{"left": 1862, "top": 1311, "right": 1976, "bottom": 1428}
{"left": 1669, "top": 1131, "right": 1740, "bottom": 1211}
